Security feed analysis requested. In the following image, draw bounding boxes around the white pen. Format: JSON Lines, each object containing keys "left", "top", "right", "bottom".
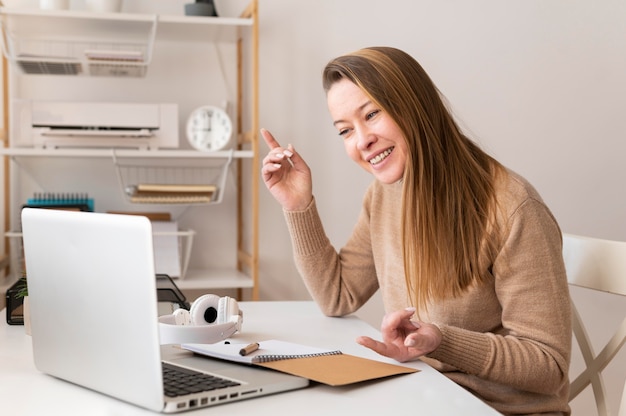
{"left": 283, "top": 148, "right": 294, "bottom": 167}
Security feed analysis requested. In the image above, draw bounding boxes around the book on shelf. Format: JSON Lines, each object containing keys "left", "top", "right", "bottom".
{"left": 107, "top": 211, "right": 172, "bottom": 221}
{"left": 183, "top": 339, "right": 418, "bottom": 386}
{"left": 84, "top": 49, "right": 144, "bottom": 63}
{"left": 130, "top": 195, "right": 213, "bottom": 204}
{"left": 136, "top": 184, "right": 217, "bottom": 193}
{"left": 125, "top": 184, "right": 217, "bottom": 204}
{"left": 25, "top": 192, "right": 94, "bottom": 212}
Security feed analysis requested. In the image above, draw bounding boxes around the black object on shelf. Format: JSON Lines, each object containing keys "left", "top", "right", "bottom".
{"left": 5, "top": 277, "right": 27, "bottom": 325}
{"left": 156, "top": 274, "right": 190, "bottom": 310}
{"left": 185, "top": 0, "right": 218, "bottom": 17}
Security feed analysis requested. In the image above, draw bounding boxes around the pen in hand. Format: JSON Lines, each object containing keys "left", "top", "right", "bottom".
{"left": 239, "top": 342, "right": 260, "bottom": 356}
{"left": 283, "top": 148, "right": 295, "bottom": 167}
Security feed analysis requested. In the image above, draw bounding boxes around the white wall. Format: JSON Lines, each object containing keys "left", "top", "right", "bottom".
{"left": 256, "top": 0, "right": 626, "bottom": 302}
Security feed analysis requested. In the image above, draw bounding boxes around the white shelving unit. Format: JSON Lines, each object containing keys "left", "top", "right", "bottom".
{"left": 0, "top": 1, "right": 260, "bottom": 306}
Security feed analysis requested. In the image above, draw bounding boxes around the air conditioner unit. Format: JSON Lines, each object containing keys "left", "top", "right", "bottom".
{"left": 11, "top": 100, "right": 179, "bottom": 150}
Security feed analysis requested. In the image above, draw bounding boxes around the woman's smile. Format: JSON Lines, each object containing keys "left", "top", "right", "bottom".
{"left": 368, "top": 146, "right": 395, "bottom": 166}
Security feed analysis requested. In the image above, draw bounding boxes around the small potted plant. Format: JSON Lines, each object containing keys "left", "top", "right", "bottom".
{"left": 15, "top": 276, "right": 28, "bottom": 299}
{"left": 17, "top": 277, "right": 32, "bottom": 335}
{"left": 6, "top": 276, "right": 30, "bottom": 334}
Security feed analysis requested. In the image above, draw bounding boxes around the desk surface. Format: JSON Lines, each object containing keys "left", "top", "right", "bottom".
{"left": 0, "top": 301, "right": 500, "bottom": 415}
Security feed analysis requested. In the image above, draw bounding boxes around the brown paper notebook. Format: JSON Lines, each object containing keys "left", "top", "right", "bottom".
{"left": 182, "top": 340, "right": 418, "bottom": 386}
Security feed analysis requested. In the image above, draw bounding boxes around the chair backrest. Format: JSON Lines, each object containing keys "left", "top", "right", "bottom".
{"left": 617, "top": 382, "right": 626, "bottom": 416}
{"left": 562, "top": 233, "right": 626, "bottom": 416}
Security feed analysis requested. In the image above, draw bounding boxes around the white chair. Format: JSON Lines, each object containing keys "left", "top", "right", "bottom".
{"left": 563, "top": 233, "right": 626, "bottom": 416}
{"left": 618, "top": 382, "right": 626, "bottom": 416}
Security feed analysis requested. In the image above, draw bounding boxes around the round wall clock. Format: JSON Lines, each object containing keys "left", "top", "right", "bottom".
{"left": 186, "top": 105, "right": 233, "bottom": 151}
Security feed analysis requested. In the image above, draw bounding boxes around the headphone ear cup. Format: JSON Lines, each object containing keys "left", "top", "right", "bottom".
{"left": 189, "top": 294, "right": 220, "bottom": 326}
{"left": 217, "top": 297, "right": 228, "bottom": 324}
{"left": 217, "top": 296, "right": 240, "bottom": 325}
{"left": 172, "top": 309, "right": 191, "bottom": 326}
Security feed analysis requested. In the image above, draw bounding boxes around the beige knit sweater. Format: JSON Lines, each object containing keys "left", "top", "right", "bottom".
{"left": 283, "top": 170, "right": 571, "bottom": 415}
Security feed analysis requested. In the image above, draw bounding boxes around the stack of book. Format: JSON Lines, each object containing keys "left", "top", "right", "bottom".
{"left": 26, "top": 192, "right": 94, "bottom": 211}
{"left": 125, "top": 184, "right": 217, "bottom": 204}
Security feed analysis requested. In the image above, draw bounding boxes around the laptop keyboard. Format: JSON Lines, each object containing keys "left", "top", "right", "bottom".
{"left": 162, "top": 363, "right": 241, "bottom": 397}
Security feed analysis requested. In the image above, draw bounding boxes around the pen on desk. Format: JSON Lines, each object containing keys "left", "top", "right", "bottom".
{"left": 239, "top": 342, "right": 260, "bottom": 356}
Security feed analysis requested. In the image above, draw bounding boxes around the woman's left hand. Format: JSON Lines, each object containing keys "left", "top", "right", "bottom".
{"left": 357, "top": 308, "right": 443, "bottom": 362}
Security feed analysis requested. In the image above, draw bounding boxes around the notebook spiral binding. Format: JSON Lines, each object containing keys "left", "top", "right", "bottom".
{"left": 252, "top": 350, "right": 342, "bottom": 363}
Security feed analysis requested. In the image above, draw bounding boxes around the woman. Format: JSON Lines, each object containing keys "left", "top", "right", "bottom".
{"left": 261, "top": 46, "right": 571, "bottom": 415}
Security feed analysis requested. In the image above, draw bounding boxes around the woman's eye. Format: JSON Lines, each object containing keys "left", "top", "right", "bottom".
{"left": 338, "top": 128, "right": 349, "bottom": 137}
{"left": 366, "top": 110, "right": 379, "bottom": 120}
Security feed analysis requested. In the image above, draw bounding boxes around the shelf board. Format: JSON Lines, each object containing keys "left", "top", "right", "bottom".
{"left": 0, "top": 7, "right": 253, "bottom": 44}
{"left": 0, "top": 8, "right": 156, "bottom": 44}
{"left": 157, "top": 15, "right": 253, "bottom": 44}
{"left": 0, "top": 148, "right": 254, "bottom": 159}
{"left": 174, "top": 268, "right": 254, "bottom": 290}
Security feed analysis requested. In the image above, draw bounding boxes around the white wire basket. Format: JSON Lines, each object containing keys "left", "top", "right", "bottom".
{"left": 5, "top": 228, "right": 195, "bottom": 280}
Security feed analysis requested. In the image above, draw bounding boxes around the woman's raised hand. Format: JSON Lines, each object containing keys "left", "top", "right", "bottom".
{"left": 260, "top": 128, "right": 313, "bottom": 211}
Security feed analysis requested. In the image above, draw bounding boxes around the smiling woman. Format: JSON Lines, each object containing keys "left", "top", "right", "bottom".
{"left": 260, "top": 46, "right": 572, "bottom": 415}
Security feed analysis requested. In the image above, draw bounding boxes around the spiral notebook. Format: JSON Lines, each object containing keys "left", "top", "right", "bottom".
{"left": 183, "top": 340, "right": 341, "bottom": 364}
{"left": 183, "top": 340, "right": 417, "bottom": 386}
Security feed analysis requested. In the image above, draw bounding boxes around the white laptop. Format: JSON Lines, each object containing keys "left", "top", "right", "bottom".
{"left": 21, "top": 207, "right": 308, "bottom": 413}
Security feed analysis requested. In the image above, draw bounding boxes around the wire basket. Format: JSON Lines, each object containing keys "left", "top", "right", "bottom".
{"left": 5, "top": 228, "right": 195, "bottom": 280}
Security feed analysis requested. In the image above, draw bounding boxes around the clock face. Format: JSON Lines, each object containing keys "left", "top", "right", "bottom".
{"left": 186, "top": 106, "right": 233, "bottom": 151}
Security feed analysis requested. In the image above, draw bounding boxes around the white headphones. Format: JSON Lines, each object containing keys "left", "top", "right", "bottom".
{"left": 158, "top": 294, "right": 243, "bottom": 345}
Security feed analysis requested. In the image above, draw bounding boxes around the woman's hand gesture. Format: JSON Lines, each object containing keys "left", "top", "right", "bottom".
{"left": 261, "top": 128, "right": 313, "bottom": 211}
{"left": 357, "top": 308, "right": 443, "bottom": 362}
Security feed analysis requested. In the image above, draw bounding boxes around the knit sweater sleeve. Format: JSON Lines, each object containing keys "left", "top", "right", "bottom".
{"left": 283, "top": 195, "right": 379, "bottom": 316}
{"left": 426, "top": 197, "right": 572, "bottom": 394}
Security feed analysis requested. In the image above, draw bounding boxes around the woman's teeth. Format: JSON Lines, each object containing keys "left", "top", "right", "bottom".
{"left": 369, "top": 147, "right": 393, "bottom": 165}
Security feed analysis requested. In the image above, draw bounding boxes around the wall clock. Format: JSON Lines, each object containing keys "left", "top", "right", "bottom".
{"left": 186, "top": 105, "right": 233, "bottom": 151}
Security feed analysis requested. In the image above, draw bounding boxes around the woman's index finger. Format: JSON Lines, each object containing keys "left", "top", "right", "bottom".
{"left": 260, "top": 128, "right": 282, "bottom": 150}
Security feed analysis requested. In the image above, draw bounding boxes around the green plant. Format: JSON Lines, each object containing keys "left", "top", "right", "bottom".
{"left": 15, "top": 276, "right": 27, "bottom": 299}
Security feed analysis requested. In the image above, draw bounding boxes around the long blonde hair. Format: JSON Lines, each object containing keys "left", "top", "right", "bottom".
{"left": 323, "top": 47, "right": 503, "bottom": 311}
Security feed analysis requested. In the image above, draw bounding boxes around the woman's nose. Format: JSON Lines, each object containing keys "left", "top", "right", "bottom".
{"left": 355, "top": 127, "right": 376, "bottom": 150}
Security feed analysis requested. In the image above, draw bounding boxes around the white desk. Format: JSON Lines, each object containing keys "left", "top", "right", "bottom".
{"left": 0, "top": 301, "right": 500, "bottom": 415}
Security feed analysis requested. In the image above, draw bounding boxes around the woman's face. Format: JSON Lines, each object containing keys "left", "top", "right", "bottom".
{"left": 327, "top": 78, "right": 408, "bottom": 184}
